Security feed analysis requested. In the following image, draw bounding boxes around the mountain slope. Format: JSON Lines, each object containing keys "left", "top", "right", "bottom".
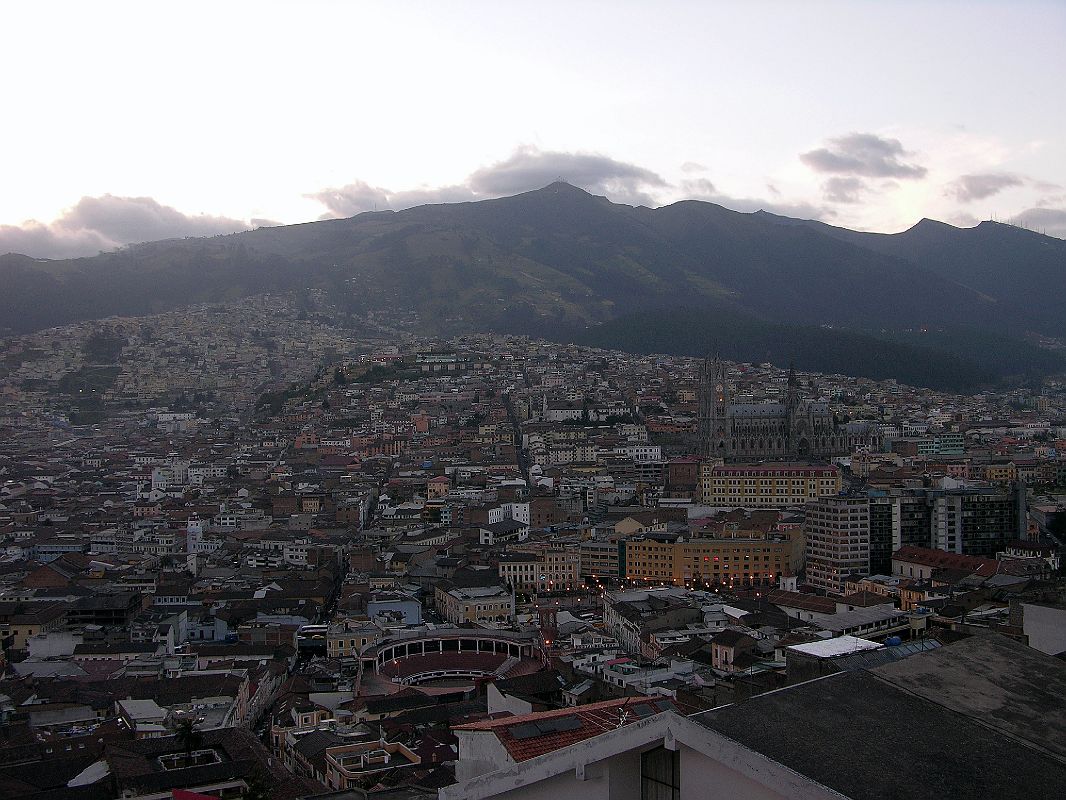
{"left": 773, "top": 215, "right": 1066, "bottom": 335}
{"left": 566, "top": 308, "right": 1064, "bottom": 392}
{"left": 1, "top": 184, "right": 1062, "bottom": 349}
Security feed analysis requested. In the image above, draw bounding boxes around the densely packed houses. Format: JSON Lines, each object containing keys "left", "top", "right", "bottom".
{"left": 0, "top": 296, "right": 1064, "bottom": 799}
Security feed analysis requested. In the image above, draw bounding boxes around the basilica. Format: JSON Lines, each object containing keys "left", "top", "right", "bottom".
{"left": 697, "top": 356, "right": 882, "bottom": 461}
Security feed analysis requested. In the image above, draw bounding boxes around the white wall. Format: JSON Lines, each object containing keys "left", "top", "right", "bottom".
{"left": 1023, "top": 603, "right": 1066, "bottom": 655}
{"left": 678, "top": 743, "right": 789, "bottom": 800}
{"left": 487, "top": 683, "right": 534, "bottom": 717}
{"left": 456, "top": 730, "right": 515, "bottom": 783}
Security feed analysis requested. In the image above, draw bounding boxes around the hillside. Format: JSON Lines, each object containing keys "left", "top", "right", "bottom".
{"left": 776, "top": 215, "right": 1066, "bottom": 335}
{"left": 2, "top": 183, "right": 1064, "bottom": 390}
{"left": 566, "top": 308, "right": 1065, "bottom": 393}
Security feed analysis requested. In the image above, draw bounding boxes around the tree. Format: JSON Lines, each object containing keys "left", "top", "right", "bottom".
{"left": 173, "top": 716, "right": 203, "bottom": 763}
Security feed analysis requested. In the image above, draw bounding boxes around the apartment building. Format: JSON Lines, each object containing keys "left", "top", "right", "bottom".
{"left": 804, "top": 496, "right": 871, "bottom": 594}
{"left": 699, "top": 463, "right": 841, "bottom": 507}
{"left": 497, "top": 549, "right": 580, "bottom": 592}
{"left": 436, "top": 585, "right": 515, "bottom": 625}
{"left": 623, "top": 532, "right": 792, "bottom": 587}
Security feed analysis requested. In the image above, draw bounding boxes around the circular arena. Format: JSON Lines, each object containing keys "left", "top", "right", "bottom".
{"left": 361, "top": 630, "right": 544, "bottom": 686}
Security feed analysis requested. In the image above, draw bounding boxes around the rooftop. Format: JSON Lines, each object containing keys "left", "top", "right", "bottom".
{"left": 455, "top": 697, "right": 677, "bottom": 762}
{"left": 692, "top": 665, "right": 1066, "bottom": 800}
{"left": 786, "top": 635, "right": 882, "bottom": 658}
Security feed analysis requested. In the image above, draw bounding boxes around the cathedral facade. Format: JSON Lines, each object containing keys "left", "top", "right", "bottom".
{"left": 697, "top": 357, "right": 882, "bottom": 461}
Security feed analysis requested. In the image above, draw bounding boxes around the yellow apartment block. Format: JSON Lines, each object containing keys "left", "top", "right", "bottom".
{"left": 624, "top": 533, "right": 793, "bottom": 587}
{"left": 699, "top": 462, "right": 841, "bottom": 507}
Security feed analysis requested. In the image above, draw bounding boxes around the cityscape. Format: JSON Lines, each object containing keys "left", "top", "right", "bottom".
{"left": 1, "top": 291, "right": 1064, "bottom": 799}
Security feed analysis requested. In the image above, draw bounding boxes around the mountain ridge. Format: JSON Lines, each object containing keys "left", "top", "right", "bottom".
{"left": 2, "top": 184, "right": 1064, "bottom": 388}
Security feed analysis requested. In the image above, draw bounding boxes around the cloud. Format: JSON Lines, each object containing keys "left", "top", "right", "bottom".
{"left": 948, "top": 212, "right": 980, "bottom": 228}
{"left": 822, "top": 176, "right": 868, "bottom": 204}
{"left": 680, "top": 178, "right": 717, "bottom": 196}
{"left": 0, "top": 195, "right": 253, "bottom": 259}
{"left": 468, "top": 146, "right": 668, "bottom": 204}
{"left": 312, "top": 146, "right": 837, "bottom": 223}
{"left": 0, "top": 221, "right": 113, "bottom": 260}
{"left": 309, "top": 146, "right": 669, "bottom": 217}
{"left": 310, "top": 181, "right": 477, "bottom": 218}
{"left": 800, "top": 133, "right": 927, "bottom": 179}
{"left": 1010, "top": 207, "right": 1066, "bottom": 238}
{"left": 946, "top": 172, "right": 1025, "bottom": 202}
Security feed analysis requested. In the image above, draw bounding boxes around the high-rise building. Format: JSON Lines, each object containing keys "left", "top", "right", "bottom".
{"left": 812, "top": 487, "right": 1021, "bottom": 592}
{"left": 931, "top": 490, "right": 1019, "bottom": 558}
{"left": 867, "top": 497, "right": 894, "bottom": 576}
{"left": 804, "top": 496, "right": 871, "bottom": 594}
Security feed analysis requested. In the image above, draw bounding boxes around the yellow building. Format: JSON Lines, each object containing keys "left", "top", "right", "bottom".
{"left": 699, "top": 463, "right": 841, "bottom": 507}
{"left": 983, "top": 462, "right": 1017, "bottom": 484}
{"left": 0, "top": 603, "right": 65, "bottom": 652}
{"left": 497, "top": 549, "right": 580, "bottom": 592}
{"left": 435, "top": 585, "right": 515, "bottom": 624}
{"left": 624, "top": 533, "right": 792, "bottom": 587}
{"left": 326, "top": 620, "right": 383, "bottom": 658}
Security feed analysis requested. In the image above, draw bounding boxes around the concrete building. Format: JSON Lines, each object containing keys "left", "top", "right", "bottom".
{"left": 624, "top": 532, "right": 793, "bottom": 588}
{"left": 498, "top": 550, "right": 581, "bottom": 593}
{"left": 698, "top": 463, "right": 841, "bottom": 508}
{"left": 804, "top": 496, "right": 871, "bottom": 594}
{"left": 437, "top": 585, "right": 515, "bottom": 625}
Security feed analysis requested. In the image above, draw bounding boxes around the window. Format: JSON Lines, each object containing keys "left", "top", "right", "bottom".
{"left": 642, "top": 745, "right": 679, "bottom": 800}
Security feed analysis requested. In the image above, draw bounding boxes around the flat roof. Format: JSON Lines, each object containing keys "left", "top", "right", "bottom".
{"left": 787, "top": 635, "right": 882, "bottom": 658}
{"left": 692, "top": 668, "right": 1066, "bottom": 800}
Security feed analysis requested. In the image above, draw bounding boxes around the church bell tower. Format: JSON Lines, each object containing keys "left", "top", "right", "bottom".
{"left": 698, "top": 354, "right": 730, "bottom": 457}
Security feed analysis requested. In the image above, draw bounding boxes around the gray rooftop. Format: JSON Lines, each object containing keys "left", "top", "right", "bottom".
{"left": 692, "top": 667, "right": 1066, "bottom": 800}
{"left": 869, "top": 633, "right": 1066, "bottom": 761}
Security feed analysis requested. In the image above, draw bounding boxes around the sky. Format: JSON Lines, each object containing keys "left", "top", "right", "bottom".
{"left": 2, "top": 0, "right": 1064, "bottom": 258}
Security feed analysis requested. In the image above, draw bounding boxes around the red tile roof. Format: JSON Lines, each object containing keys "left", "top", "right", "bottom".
{"left": 838, "top": 591, "right": 893, "bottom": 608}
{"left": 765, "top": 589, "right": 837, "bottom": 614}
{"left": 892, "top": 547, "right": 999, "bottom": 577}
{"left": 454, "top": 697, "right": 676, "bottom": 762}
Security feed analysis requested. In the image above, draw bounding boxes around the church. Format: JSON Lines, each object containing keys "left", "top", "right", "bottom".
{"left": 697, "top": 356, "right": 882, "bottom": 461}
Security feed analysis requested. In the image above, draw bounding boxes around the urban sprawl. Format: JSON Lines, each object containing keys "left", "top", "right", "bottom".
{"left": 1, "top": 296, "right": 1064, "bottom": 800}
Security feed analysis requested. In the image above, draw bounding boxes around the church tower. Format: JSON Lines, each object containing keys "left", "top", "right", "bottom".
{"left": 782, "top": 363, "right": 797, "bottom": 451}
{"left": 784, "top": 364, "right": 812, "bottom": 458}
{"left": 698, "top": 354, "right": 730, "bottom": 457}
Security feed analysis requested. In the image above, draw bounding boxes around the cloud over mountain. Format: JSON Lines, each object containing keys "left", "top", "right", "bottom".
{"left": 801, "top": 133, "right": 927, "bottom": 179}
{"left": 822, "top": 176, "right": 868, "bottom": 203}
{"left": 0, "top": 195, "right": 253, "bottom": 259}
{"left": 310, "top": 182, "right": 477, "bottom": 218}
{"left": 468, "top": 146, "right": 668, "bottom": 203}
{"left": 310, "top": 146, "right": 669, "bottom": 217}
{"left": 1013, "top": 207, "right": 1066, "bottom": 238}
{"left": 947, "top": 172, "right": 1025, "bottom": 202}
